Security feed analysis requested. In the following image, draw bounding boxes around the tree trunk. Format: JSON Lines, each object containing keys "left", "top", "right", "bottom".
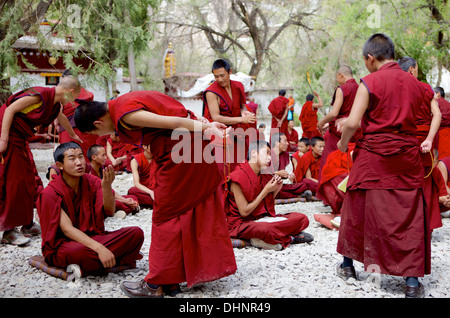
{"left": 128, "top": 47, "right": 138, "bottom": 91}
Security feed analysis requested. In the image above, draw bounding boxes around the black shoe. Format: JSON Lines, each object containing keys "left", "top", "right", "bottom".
{"left": 405, "top": 283, "right": 425, "bottom": 298}
{"left": 336, "top": 262, "right": 357, "bottom": 280}
{"left": 163, "top": 284, "right": 182, "bottom": 297}
{"left": 292, "top": 232, "right": 314, "bottom": 243}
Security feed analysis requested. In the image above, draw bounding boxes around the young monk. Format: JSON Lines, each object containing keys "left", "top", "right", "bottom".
{"left": 299, "top": 92, "right": 323, "bottom": 139}
{"left": 74, "top": 90, "right": 237, "bottom": 298}
{"left": 106, "top": 133, "right": 140, "bottom": 172}
{"left": 268, "top": 89, "right": 290, "bottom": 136}
{"left": 294, "top": 136, "right": 325, "bottom": 193}
{"left": 291, "top": 137, "right": 310, "bottom": 171}
{"left": 286, "top": 120, "right": 299, "bottom": 152}
{"left": 203, "top": 59, "right": 256, "bottom": 173}
{"left": 87, "top": 144, "right": 140, "bottom": 217}
{"left": 336, "top": 33, "right": 431, "bottom": 298}
{"left": 434, "top": 87, "right": 450, "bottom": 159}
{"left": 398, "top": 56, "right": 442, "bottom": 231}
{"left": 265, "top": 132, "right": 316, "bottom": 201}
{"left": 226, "top": 140, "right": 313, "bottom": 251}
{"left": 37, "top": 142, "right": 144, "bottom": 276}
{"left": 0, "top": 75, "right": 82, "bottom": 246}
{"left": 127, "top": 144, "right": 156, "bottom": 208}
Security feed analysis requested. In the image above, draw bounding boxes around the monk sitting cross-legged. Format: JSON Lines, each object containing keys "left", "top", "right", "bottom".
{"left": 226, "top": 140, "right": 313, "bottom": 251}
{"left": 127, "top": 144, "right": 157, "bottom": 208}
{"left": 36, "top": 142, "right": 144, "bottom": 277}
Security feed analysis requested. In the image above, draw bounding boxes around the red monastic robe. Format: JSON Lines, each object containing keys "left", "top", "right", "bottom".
{"left": 299, "top": 101, "right": 321, "bottom": 138}
{"left": 286, "top": 127, "right": 299, "bottom": 152}
{"left": 437, "top": 96, "right": 450, "bottom": 160}
{"left": 59, "top": 87, "right": 97, "bottom": 157}
{"left": 107, "top": 136, "right": 141, "bottom": 172}
{"left": 37, "top": 173, "right": 144, "bottom": 275}
{"left": 203, "top": 80, "right": 249, "bottom": 173}
{"left": 108, "top": 90, "right": 237, "bottom": 287}
{"left": 319, "top": 79, "right": 360, "bottom": 183}
{"left": 0, "top": 87, "right": 60, "bottom": 231}
{"left": 268, "top": 96, "right": 289, "bottom": 134}
{"left": 337, "top": 62, "right": 431, "bottom": 278}
{"left": 127, "top": 152, "right": 157, "bottom": 207}
{"left": 294, "top": 149, "right": 321, "bottom": 182}
{"left": 226, "top": 162, "right": 309, "bottom": 248}
{"left": 317, "top": 144, "right": 354, "bottom": 215}
{"left": 414, "top": 78, "right": 442, "bottom": 230}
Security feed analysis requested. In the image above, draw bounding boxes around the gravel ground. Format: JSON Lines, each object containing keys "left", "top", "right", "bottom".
{"left": 0, "top": 147, "right": 448, "bottom": 299}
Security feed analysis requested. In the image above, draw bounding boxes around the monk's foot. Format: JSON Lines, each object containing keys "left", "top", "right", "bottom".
{"left": 300, "top": 190, "right": 312, "bottom": 201}
{"left": 1, "top": 229, "right": 31, "bottom": 246}
{"left": 250, "top": 238, "right": 282, "bottom": 251}
{"left": 162, "top": 283, "right": 182, "bottom": 297}
{"left": 120, "top": 279, "right": 163, "bottom": 298}
{"left": 335, "top": 262, "right": 357, "bottom": 281}
{"left": 292, "top": 232, "right": 314, "bottom": 244}
{"left": 405, "top": 282, "right": 425, "bottom": 298}
{"left": 20, "top": 222, "right": 41, "bottom": 237}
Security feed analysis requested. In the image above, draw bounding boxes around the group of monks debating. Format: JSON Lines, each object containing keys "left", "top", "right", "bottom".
{"left": 1, "top": 33, "right": 450, "bottom": 299}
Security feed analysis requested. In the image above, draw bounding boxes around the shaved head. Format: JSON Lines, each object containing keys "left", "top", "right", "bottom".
{"left": 337, "top": 65, "right": 353, "bottom": 76}
{"left": 58, "top": 74, "right": 81, "bottom": 90}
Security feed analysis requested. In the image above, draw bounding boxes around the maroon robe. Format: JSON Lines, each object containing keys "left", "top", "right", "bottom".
{"left": 226, "top": 162, "right": 309, "bottom": 248}
{"left": 337, "top": 62, "right": 431, "bottom": 278}
{"left": 286, "top": 127, "right": 299, "bottom": 152}
{"left": 437, "top": 96, "right": 450, "bottom": 160}
{"left": 37, "top": 173, "right": 144, "bottom": 275}
{"left": 203, "top": 80, "right": 249, "bottom": 173}
{"left": 0, "top": 87, "right": 60, "bottom": 231}
{"left": 108, "top": 90, "right": 237, "bottom": 287}
{"left": 127, "top": 152, "right": 157, "bottom": 207}
{"left": 299, "top": 101, "right": 321, "bottom": 138}
{"left": 59, "top": 87, "right": 97, "bottom": 157}
{"left": 268, "top": 96, "right": 289, "bottom": 135}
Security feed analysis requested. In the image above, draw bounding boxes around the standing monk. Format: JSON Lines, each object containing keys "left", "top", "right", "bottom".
{"left": 398, "top": 56, "right": 442, "bottom": 231}
{"left": 268, "top": 89, "right": 290, "bottom": 137}
{"left": 434, "top": 87, "right": 450, "bottom": 159}
{"left": 317, "top": 66, "right": 361, "bottom": 186}
{"left": 0, "top": 75, "right": 82, "bottom": 246}
{"left": 336, "top": 33, "right": 430, "bottom": 298}
{"left": 299, "top": 92, "right": 323, "bottom": 139}
{"left": 75, "top": 90, "right": 237, "bottom": 298}
{"left": 203, "top": 59, "right": 256, "bottom": 174}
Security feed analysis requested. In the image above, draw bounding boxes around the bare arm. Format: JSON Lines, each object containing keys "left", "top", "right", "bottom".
{"left": 421, "top": 99, "right": 441, "bottom": 153}
{"left": 59, "top": 209, "right": 116, "bottom": 268}
{"left": 312, "top": 92, "right": 323, "bottom": 109}
{"left": 205, "top": 92, "right": 255, "bottom": 125}
{"left": 130, "top": 158, "right": 154, "bottom": 199}
{"left": 56, "top": 112, "right": 83, "bottom": 144}
{"left": 230, "top": 175, "right": 282, "bottom": 218}
{"left": 0, "top": 95, "right": 41, "bottom": 154}
{"left": 338, "top": 83, "right": 370, "bottom": 152}
{"left": 318, "top": 88, "right": 343, "bottom": 132}
{"left": 101, "top": 165, "right": 116, "bottom": 216}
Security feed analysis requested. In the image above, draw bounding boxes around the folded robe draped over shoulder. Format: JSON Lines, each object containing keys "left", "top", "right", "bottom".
{"left": 0, "top": 87, "right": 60, "bottom": 231}
{"left": 337, "top": 62, "right": 431, "bottom": 278}
{"left": 108, "top": 91, "right": 237, "bottom": 287}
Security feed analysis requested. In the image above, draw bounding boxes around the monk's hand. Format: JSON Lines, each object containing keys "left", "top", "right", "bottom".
{"left": 206, "top": 122, "right": 229, "bottom": 139}
{"left": 97, "top": 245, "right": 116, "bottom": 268}
{"left": 264, "top": 175, "right": 282, "bottom": 193}
{"left": 70, "top": 133, "right": 83, "bottom": 144}
{"left": 420, "top": 140, "right": 432, "bottom": 153}
{"left": 241, "top": 111, "right": 256, "bottom": 124}
{"left": 0, "top": 138, "right": 8, "bottom": 155}
{"left": 102, "top": 165, "right": 115, "bottom": 188}
{"left": 337, "top": 140, "right": 348, "bottom": 153}
{"left": 336, "top": 117, "right": 348, "bottom": 133}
